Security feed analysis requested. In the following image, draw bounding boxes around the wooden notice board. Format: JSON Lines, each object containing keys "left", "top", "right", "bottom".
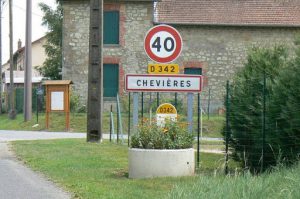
{"left": 43, "top": 80, "right": 73, "bottom": 131}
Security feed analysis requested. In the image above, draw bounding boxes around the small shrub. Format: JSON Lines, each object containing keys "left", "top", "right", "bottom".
{"left": 131, "top": 120, "right": 194, "bottom": 149}
{"left": 70, "top": 92, "right": 86, "bottom": 113}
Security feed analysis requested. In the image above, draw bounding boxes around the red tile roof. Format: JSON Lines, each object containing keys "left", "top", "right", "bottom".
{"left": 155, "top": 0, "right": 300, "bottom": 27}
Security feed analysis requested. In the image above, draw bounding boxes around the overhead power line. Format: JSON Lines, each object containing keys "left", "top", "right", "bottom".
{"left": 13, "top": 4, "right": 43, "bottom": 17}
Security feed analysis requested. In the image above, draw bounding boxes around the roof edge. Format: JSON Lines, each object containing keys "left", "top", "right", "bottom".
{"left": 60, "top": 0, "right": 154, "bottom": 2}
{"left": 154, "top": 21, "right": 300, "bottom": 28}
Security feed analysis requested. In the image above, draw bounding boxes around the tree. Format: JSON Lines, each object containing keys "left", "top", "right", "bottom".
{"left": 36, "top": 1, "right": 62, "bottom": 80}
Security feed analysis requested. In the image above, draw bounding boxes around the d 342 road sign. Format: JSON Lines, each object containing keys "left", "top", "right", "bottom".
{"left": 144, "top": 25, "right": 183, "bottom": 63}
{"left": 156, "top": 103, "right": 177, "bottom": 127}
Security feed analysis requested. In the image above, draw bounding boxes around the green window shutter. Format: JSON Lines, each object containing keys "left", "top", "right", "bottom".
{"left": 104, "top": 11, "right": 119, "bottom": 44}
{"left": 184, "top": 68, "right": 202, "bottom": 75}
{"left": 104, "top": 64, "right": 119, "bottom": 97}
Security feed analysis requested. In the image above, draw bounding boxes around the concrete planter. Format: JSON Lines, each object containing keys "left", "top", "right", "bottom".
{"left": 128, "top": 148, "right": 195, "bottom": 179}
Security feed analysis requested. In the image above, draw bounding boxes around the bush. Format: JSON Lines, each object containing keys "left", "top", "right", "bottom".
{"left": 131, "top": 120, "right": 194, "bottom": 149}
{"left": 225, "top": 46, "right": 288, "bottom": 173}
{"left": 70, "top": 92, "right": 86, "bottom": 113}
{"left": 269, "top": 37, "right": 300, "bottom": 165}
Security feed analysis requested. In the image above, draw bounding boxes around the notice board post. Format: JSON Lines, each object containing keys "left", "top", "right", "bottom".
{"left": 43, "top": 80, "right": 73, "bottom": 131}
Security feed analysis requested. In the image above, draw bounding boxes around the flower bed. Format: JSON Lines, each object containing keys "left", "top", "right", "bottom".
{"left": 129, "top": 121, "right": 195, "bottom": 179}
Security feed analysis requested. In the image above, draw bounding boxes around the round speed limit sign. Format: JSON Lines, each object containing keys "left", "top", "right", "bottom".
{"left": 144, "top": 25, "right": 182, "bottom": 63}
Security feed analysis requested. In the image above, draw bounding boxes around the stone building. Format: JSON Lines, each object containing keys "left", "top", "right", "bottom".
{"left": 61, "top": 0, "right": 300, "bottom": 111}
{"left": 61, "top": 0, "right": 154, "bottom": 102}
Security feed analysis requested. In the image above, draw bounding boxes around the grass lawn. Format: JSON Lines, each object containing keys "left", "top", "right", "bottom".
{"left": 200, "top": 115, "right": 224, "bottom": 138}
{"left": 11, "top": 139, "right": 300, "bottom": 199}
{"left": 0, "top": 112, "right": 116, "bottom": 133}
{"left": 0, "top": 112, "right": 87, "bottom": 132}
{"left": 169, "top": 164, "right": 300, "bottom": 199}
{"left": 11, "top": 139, "right": 235, "bottom": 199}
{"left": 0, "top": 113, "right": 224, "bottom": 138}
{"left": 197, "top": 140, "right": 225, "bottom": 152}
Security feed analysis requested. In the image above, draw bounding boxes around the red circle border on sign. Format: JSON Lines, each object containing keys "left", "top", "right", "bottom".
{"left": 144, "top": 25, "right": 182, "bottom": 63}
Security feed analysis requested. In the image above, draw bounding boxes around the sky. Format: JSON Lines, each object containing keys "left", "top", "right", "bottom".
{"left": 1, "top": 0, "right": 57, "bottom": 63}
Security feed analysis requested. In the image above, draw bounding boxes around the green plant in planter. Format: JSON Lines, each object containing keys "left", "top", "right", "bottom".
{"left": 131, "top": 120, "right": 194, "bottom": 149}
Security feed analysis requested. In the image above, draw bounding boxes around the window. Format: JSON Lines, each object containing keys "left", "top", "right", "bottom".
{"left": 104, "top": 11, "right": 119, "bottom": 44}
{"left": 104, "top": 64, "right": 119, "bottom": 97}
{"left": 184, "top": 68, "right": 202, "bottom": 75}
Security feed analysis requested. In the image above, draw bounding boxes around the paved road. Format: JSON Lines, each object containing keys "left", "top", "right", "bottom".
{"left": 0, "top": 130, "right": 86, "bottom": 142}
{"left": 200, "top": 137, "right": 223, "bottom": 141}
{"left": 0, "top": 130, "right": 87, "bottom": 199}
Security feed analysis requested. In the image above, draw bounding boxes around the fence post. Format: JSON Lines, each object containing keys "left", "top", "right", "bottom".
{"left": 110, "top": 105, "right": 112, "bottom": 142}
{"left": 117, "top": 99, "right": 119, "bottom": 143}
{"left": 110, "top": 106, "right": 116, "bottom": 142}
{"left": 187, "top": 93, "right": 194, "bottom": 133}
{"left": 156, "top": 92, "right": 159, "bottom": 107}
{"left": 141, "top": 92, "right": 144, "bottom": 125}
{"left": 175, "top": 93, "right": 178, "bottom": 110}
{"left": 197, "top": 93, "right": 201, "bottom": 169}
{"left": 207, "top": 88, "right": 211, "bottom": 120}
{"left": 225, "top": 80, "right": 230, "bottom": 175}
{"left": 261, "top": 71, "right": 266, "bottom": 172}
{"left": 36, "top": 91, "right": 38, "bottom": 124}
{"left": 117, "top": 94, "right": 124, "bottom": 144}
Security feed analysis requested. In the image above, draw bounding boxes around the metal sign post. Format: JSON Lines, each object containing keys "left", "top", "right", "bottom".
{"left": 132, "top": 92, "right": 139, "bottom": 134}
{"left": 127, "top": 25, "right": 202, "bottom": 139}
{"left": 187, "top": 93, "right": 194, "bottom": 133}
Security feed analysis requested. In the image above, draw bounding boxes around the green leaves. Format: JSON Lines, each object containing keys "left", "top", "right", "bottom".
{"left": 226, "top": 45, "right": 288, "bottom": 172}
{"left": 131, "top": 121, "right": 194, "bottom": 149}
{"left": 37, "top": 2, "right": 63, "bottom": 80}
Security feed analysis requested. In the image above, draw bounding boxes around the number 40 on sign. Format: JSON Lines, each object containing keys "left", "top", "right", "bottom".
{"left": 144, "top": 25, "right": 183, "bottom": 63}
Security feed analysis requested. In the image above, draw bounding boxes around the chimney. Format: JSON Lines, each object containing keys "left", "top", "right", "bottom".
{"left": 18, "top": 39, "right": 22, "bottom": 49}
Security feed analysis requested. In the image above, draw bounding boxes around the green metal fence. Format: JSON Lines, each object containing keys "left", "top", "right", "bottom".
{"left": 8, "top": 88, "right": 41, "bottom": 113}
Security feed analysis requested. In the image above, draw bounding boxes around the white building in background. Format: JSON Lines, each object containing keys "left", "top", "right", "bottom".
{"left": 2, "top": 70, "right": 43, "bottom": 91}
{"left": 1, "top": 36, "right": 47, "bottom": 92}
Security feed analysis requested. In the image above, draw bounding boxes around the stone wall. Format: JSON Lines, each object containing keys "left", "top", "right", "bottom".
{"left": 62, "top": 0, "right": 90, "bottom": 100}
{"left": 62, "top": 1, "right": 300, "bottom": 112}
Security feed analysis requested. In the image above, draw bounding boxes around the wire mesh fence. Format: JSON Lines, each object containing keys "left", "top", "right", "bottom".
{"left": 224, "top": 72, "right": 300, "bottom": 173}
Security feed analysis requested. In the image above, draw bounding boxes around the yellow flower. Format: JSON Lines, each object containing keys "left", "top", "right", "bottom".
{"left": 163, "top": 128, "right": 169, "bottom": 133}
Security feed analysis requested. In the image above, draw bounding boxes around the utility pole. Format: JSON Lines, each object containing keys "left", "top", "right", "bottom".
{"left": 24, "top": 0, "right": 32, "bottom": 121}
{"left": 8, "top": 0, "right": 16, "bottom": 119}
{"left": 0, "top": 0, "right": 5, "bottom": 114}
{"left": 87, "top": 0, "right": 103, "bottom": 142}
